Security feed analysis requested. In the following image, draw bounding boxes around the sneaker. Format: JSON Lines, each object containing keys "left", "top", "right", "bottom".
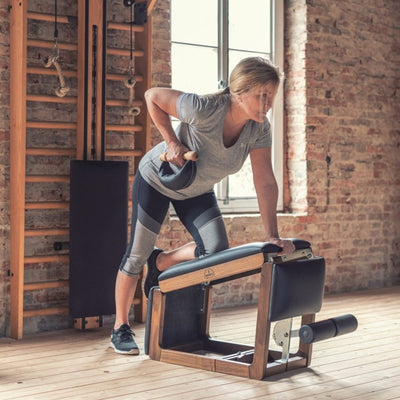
{"left": 144, "top": 248, "right": 163, "bottom": 297}
{"left": 110, "top": 324, "right": 139, "bottom": 355}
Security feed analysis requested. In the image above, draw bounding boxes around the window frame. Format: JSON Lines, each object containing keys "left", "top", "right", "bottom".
{"left": 170, "top": 0, "right": 284, "bottom": 212}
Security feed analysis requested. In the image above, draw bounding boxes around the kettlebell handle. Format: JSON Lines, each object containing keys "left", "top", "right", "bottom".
{"left": 159, "top": 151, "right": 199, "bottom": 162}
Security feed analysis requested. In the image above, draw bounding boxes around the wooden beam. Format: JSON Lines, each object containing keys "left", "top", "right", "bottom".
{"left": 25, "top": 228, "right": 69, "bottom": 237}
{"left": 26, "top": 94, "right": 77, "bottom": 104}
{"left": 105, "top": 124, "right": 143, "bottom": 132}
{"left": 27, "top": 39, "right": 77, "bottom": 52}
{"left": 26, "top": 121, "right": 76, "bottom": 130}
{"left": 147, "top": 0, "right": 158, "bottom": 15}
{"left": 23, "top": 307, "right": 69, "bottom": 318}
{"left": 9, "top": 0, "right": 27, "bottom": 340}
{"left": 27, "top": 67, "right": 77, "bottom": 78}
{"left": 24, "top": 280, "right": 69, "bottom": 291}
{"left": 107, "top": 73, "right": 143, "bottom": 82}
{"left": 107, "top": 21, "right": 144, "bottom": 32}
{"left": 27, "top": 12, "right": 72, "bottom": 24}
{"left": 76, "top": 0, "right": 86, "bottom": 160}
{"left": 24, "top": 255, "right": 69, "bottom": 264}
{"left": 132, "top": 12, "right": 152, "bottom": 172}
{"left": 26, "top": 148, "right": 75, "bottom": 156}
{"left": 25, "top": 175, "right": 70, "bottom": 183}
{"left": 25, "top": 202, "right": 70, "bottom": 210}
{"left": 159, "top": 253, "right": 265, "bottom": 293}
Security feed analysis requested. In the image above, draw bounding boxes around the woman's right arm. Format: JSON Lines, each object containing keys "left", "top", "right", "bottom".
{"left": 144, "top": 88, "right": 189, "bottom": 166}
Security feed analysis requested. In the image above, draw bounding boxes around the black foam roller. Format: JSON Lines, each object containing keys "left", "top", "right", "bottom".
{"left": 299, "top": 314, "right": 358, "bottom": 344}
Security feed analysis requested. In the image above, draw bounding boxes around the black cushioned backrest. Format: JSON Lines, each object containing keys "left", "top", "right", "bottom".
{"left": 69, "top": 160, "right": 128, "bottom": 318}
{"left": 268, "top": 257, "right": 325, "bottom": 322}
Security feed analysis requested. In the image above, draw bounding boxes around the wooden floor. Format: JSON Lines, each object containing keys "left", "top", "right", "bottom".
{"left": 1, "top": 286, "right": 399, "bottom": 400}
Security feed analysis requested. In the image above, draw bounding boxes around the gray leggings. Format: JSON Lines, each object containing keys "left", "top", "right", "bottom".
{"left": 119, "top": 171, "right": 229, "bottom": 276}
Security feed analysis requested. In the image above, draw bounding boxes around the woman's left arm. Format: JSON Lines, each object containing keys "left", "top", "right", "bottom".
{"left": 250, "top": 147, "right": 295, "bottom": 255}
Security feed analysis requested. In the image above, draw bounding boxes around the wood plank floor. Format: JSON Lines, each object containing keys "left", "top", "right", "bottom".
{"left": 0, "top": 286, "right": 399, "bottom": 400}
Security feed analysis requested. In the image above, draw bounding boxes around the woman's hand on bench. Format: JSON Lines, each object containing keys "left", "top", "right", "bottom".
{"left": 267, "top": 238, "right": 296, "bottom": 255}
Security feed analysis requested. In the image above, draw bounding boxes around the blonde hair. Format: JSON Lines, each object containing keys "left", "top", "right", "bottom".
{"left": 205, "top": 57, "right": 282, "bottom": 104}
{"left": 228, "top": 57, "right": 281, "bottom": 96}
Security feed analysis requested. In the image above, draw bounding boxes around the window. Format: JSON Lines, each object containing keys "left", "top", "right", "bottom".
{"left": 171, "top": 0, "right": 283, "bottom": 211}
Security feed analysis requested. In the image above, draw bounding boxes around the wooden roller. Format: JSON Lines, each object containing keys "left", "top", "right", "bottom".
{"left": 159, "top": 150, "right": 198, "bottom": 162}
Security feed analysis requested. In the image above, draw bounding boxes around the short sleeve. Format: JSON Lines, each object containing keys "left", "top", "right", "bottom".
{"left": 251, "top": 119, "right": 272, "bottom": 149}
{"left": 176, "top": 93, "right": 218, "bottom": 125}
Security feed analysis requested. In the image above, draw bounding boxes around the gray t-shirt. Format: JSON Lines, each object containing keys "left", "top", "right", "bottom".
{"left": 138, "top": 92, "right": 272, "bottom": 200}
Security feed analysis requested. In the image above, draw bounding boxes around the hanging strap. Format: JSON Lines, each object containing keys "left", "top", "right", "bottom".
{"left": 123, "top": 1, "right": 140, "bottom": 115}
{"left": 43, "top": 0, "right": 70, "bottom": 98}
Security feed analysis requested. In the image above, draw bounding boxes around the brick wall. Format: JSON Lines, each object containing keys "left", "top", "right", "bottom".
{"left": 155, "top": 0, "right": 400, "bottom": 306}
{"left": 0, "top": 0, "right": 399, "bottom": 336}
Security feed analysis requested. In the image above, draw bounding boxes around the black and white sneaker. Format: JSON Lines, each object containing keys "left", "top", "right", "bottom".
{"left": 110, "top": 324, "right": 139, "bottom": 355}
{"left": 144, "top": 248, "right": 163, "bottom": 298}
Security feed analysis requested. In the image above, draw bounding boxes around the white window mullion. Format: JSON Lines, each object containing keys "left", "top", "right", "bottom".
{"left": 271, "top": 0, "right": 284, "bottom": 211}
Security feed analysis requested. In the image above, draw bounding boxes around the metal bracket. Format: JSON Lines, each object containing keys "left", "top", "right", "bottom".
{"left": 272, "top": 318, "right": 293, "bottom": 362}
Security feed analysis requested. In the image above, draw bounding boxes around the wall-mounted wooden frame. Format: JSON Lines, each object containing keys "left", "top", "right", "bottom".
{"left": 9, "top": 0, "right": 155, "bottom": 339}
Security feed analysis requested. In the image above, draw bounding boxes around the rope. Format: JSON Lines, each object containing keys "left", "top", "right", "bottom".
{"left": 123, "top": 3, "right": 140, "bottom": 116}
{"left": 43, "top": 0, "right": 70, "bottom": 97}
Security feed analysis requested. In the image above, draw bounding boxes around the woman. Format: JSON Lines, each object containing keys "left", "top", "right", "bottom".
{"left": 110, "top": 57, "right": 295, "bottom": 355}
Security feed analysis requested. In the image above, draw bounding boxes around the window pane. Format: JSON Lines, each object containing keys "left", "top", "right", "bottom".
{"left": 171, "top": 0, "right": 218, "bottom": 47}
{"left": 228, "top": 49, "right": 270, "bottom": 75}
{"left": 171, "top": 43, "right": 218, "bottom": 94}
{"left": 228, "top": 0, "right": 271, "bottom": 54}
{"left": 227, "top": 157, "right": 256, "bottom": 198}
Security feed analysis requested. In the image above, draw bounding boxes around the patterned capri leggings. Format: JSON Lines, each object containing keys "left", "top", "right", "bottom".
{"left": 119, "top": 170, "right": 229, "bottom": 277}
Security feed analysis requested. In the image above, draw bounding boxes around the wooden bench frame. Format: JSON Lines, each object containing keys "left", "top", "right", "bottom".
{"left": 147, "top": 248, "right": 318, "bottom": 380}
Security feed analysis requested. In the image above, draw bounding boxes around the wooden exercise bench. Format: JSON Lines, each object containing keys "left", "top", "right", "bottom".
{"left": 144, "top": 239, "right": 357, "bottom": 380}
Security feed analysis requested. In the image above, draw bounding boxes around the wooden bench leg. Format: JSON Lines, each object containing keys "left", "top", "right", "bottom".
{"left": 249, "top": 263, "right": 273, "bottom": 380}
{"left": 148, "top": 289, "right": 165, "bottom": 361}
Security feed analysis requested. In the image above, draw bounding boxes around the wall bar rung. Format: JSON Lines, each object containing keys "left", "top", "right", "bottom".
{"left": 24, "top": 255, "right": 69, "bottom": 264}
{"left": 27, "top": 94, "right": 77, "bottom": 104}
{"left": 106, "top": 150, "right": 143, "bottom": 157}
{"left": 25, "top": 228, "right": 69, "bottom": 237}
{"left": 26, "top": 148, "right": 75, "bottom": 156}
{"left": 26, "top": 175, "right": 70, "bottom": 183}
{"left": 23, "top": 307, "right": 69, "bottom": 318}
{"left": 26, "top": 121, "right": 77, "bottom": 130}
{"left": 106, "top": 99, "right": 143, "bottom": 107}
{"left": 107, "top": 22, "right": 145, "bottom": 32}
{"left": 106, "top": 124, "right": 143, "bottom": 132}
{"left": 24, "top": 280, "right": 69, "bottom": 291}
{"left": 27, "top": 12, "right": 73, "bottom": 24}
{"left": 107, "top": 48, "right": 144, "bottom": 57}
{"left": 27, "top": 39, "right": 77, "bottom": 52}
{"left": 107, "top": 73, "right": 143, "bottom": 82}
{"left": 27, "top": 67, "right": 77, "bottom": 78}
{"left": 25, "top": 202, "right": 70, "bottom": 210}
